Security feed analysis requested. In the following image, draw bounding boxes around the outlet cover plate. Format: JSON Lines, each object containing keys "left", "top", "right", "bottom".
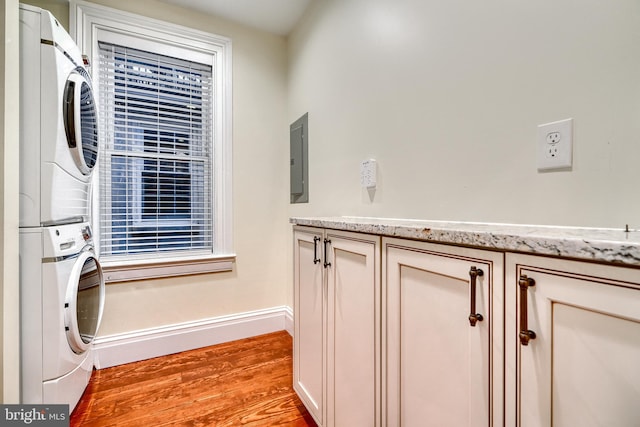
{"left": 537, "top": 118, "right": 573, "bottom": 171}
{"left": 360, "top": 159, "right": 377, "bottom": 188}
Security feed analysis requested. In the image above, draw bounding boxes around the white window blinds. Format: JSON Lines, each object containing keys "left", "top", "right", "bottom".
{"left": 98, "top": 41, "right": 214, "bottom": 259}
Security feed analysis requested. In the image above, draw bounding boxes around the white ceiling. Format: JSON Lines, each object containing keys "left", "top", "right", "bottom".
{"left": 158, "top": 0, "right": 313, "bottom": 36}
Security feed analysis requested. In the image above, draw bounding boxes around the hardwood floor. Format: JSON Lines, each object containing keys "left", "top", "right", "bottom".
{"left": 71, "top": 331, "right": 317, "bottom": 426}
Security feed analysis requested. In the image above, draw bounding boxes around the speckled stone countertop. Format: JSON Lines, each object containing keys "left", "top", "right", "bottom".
{"left": 290, "top": 216, "right": 640, "bottom": 267}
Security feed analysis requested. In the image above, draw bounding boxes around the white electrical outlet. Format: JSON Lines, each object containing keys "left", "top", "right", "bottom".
{"left": 537, "top": 118, "right": 573, "bottom": 171}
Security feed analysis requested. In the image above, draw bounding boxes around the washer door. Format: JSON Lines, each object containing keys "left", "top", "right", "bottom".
{"left": 64, "top": 249, "right": 105, "bottom": 354}
{"left": 63, "top": 67, "right": 99, "bottom": 176}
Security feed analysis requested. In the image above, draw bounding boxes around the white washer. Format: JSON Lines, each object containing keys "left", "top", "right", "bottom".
{"left": 20, "top": 4, "right": 99, "bottom": 228}
{"left": 20, "top": 222, "right": 105, "bottom": 410}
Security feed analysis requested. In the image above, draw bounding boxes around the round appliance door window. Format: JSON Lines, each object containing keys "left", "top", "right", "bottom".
{"left": 65, "top": 250, "right": 105, "bottom": 354}
{"left": 63, "top": 68, "right": 99, "bottom": 175}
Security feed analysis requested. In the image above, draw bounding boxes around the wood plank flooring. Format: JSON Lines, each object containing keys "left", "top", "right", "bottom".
{"left": 71, "top": 331, "right": 317, "bottom": 426}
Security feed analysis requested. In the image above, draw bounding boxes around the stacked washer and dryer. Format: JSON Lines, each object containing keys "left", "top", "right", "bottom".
{"left": 19, "top": 4, "right": 105, "bottom": 411}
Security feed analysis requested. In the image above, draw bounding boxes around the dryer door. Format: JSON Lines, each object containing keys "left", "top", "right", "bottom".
{"left": 63, "top": 67, "right": 99, "bottom": 176}
{"left": 64, "top": 249, "right": 105, "bottom": 354}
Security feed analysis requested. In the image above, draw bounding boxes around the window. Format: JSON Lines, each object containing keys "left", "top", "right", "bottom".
{"left": 72, "top": 1, "right": 233, "bottom": 280}
{"left": 99, "top": 42, "right": 212, "bottom": 256}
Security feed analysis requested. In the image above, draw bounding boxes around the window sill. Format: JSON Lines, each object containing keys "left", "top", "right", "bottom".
{"left": 101, "top": 254, "right": 236, "bottom": 284}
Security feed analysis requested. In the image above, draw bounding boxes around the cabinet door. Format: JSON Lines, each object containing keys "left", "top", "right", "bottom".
{"left": 325, "top": 231, "right": 380, "bottom": 427}
{"left": 506, "top": 254, "right": 640, "bottom": 427}
{"left": 293, "top": 227, "right": 325, "bottom": 426}
{"left": 384, "top": 238, "right": 504, "bottom": 427}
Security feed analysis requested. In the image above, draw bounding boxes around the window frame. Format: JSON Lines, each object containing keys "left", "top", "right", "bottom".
{"left": 71, "top": 0, "right": 234, "bottom": 281}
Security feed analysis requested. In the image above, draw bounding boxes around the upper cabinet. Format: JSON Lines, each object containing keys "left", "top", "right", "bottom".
{"left": 505, "top": 253, "right": 640, "bottom": 427}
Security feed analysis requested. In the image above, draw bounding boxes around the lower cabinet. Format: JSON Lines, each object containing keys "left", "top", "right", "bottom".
{"left": 294, "top": 226, "right": 640, "bottom": 427}
{"left": 505, "top": 253, "right": 640, "bottom": 427}
{"left": 293, "top": 226, "right": 380, "bottom": 427}
{"left": 293, "top": 227, "right": 324, "bottom": 424}
{"left": 383, "top": 238, "right": 504, "bottom": 427}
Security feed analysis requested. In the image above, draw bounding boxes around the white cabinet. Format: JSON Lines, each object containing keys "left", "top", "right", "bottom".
{"left": 383, "top": 238, "right": 504, "bottom": 427}
{"left": 293, "top": 227, "right": 324, "bottom": 424}
{"left": 293, "top": 220, "right": 640, "bottom": 427}
{"left": 505, "top": 253, "right": 640, "bottom": 427}
{"left": 293, "top": 226, "right": 380, "bottom": 427}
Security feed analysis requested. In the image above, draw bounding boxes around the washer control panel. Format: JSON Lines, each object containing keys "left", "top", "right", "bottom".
{"left": 43, "top": 223, "right": 93, "bottom": 258}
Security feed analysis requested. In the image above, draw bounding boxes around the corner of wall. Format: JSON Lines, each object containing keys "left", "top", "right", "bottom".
{"left": 2, "top": 0, "right": 21, "bottom": 404}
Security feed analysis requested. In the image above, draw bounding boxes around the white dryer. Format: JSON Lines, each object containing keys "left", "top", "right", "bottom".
{"left": 20, "top": 222, "right": 105, "bottom": 410}
{"left": 20, "top": 4, "right": 99, "bottom": 228}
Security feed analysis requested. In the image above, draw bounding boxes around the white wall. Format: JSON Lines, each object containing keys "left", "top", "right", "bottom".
{"left": 24, "top": 0, "right": 290, "bottom": 336}
{"left": 1, "top": 0, "right": 21, "bottom": 403}
{"left": 12, "top": 0, "right": 637, "bottom": 351}
{"left": 93, "top": 0, "right": 289, "bottom": 336}
{"left": 288, "top": 0, "right": 640, "bottom": 229}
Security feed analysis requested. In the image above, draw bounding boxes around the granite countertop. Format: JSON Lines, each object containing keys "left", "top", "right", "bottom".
{"left": 290, "top": 216, "right": 640, "bottom": 267}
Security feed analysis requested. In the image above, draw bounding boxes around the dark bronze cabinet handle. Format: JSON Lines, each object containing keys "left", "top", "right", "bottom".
{"left": 323, "top": 238, "right": 331, "bottom": 268}
{"left": 313, "top": 236, "right": 321, "bottom": 264}
{"left": 468, "top": 266, "right": 484, "bottom": 327}
{"left": 518, "top": 274, "right": 536, "bottom": 346}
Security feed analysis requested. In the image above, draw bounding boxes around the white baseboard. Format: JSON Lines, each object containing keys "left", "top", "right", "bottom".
{"left": 93, "top": 305, "right": 294, "bottom": 369}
